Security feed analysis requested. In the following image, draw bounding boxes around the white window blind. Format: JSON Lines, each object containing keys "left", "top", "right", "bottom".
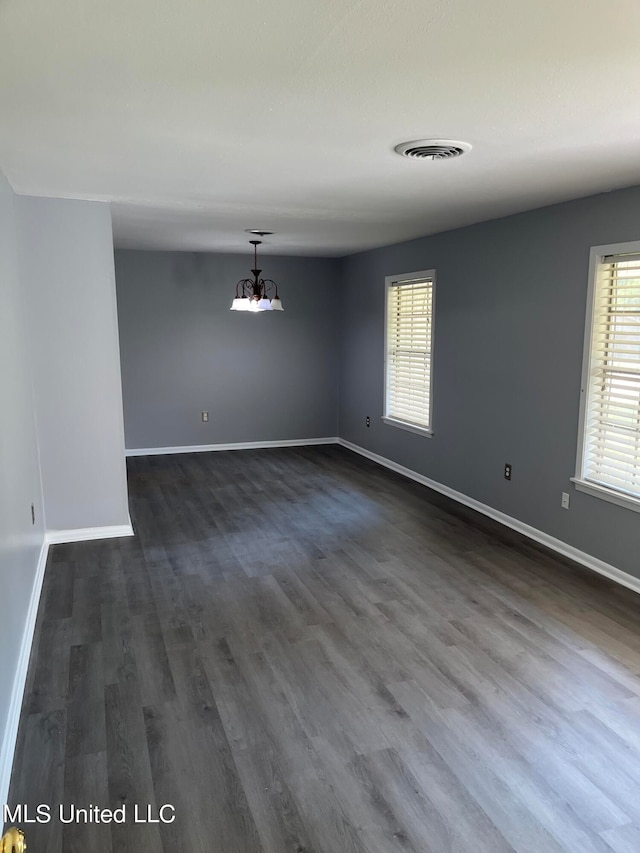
{"left": 582, "top": 252, "right": 640, "bottom": 499}
{"left": 385, "top": 274, "right": 434, "bottom": 431}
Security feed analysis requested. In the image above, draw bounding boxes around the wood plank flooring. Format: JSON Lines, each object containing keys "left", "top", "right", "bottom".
{"left": 7, "top": 445, "right": 640, "bottom": 852}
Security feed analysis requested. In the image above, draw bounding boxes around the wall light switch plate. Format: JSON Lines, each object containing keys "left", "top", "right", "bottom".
{"left": 561, "top": 492, "right": 570, "bottom": 509}
{"left": 202, "top": 411, "right": 209, "bottom": 423}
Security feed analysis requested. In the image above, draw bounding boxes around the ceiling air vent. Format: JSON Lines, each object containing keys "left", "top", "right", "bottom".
{"left": 394, "top": 139, "right": 471, "bottom": 161}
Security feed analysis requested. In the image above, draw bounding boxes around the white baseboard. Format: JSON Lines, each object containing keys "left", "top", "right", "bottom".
{"left": 126, "top": 437, "right": 340, "bottom": 457}
{"left": 0, "top": 539, "right": 49, "bottom": 807}
{"left": 45, "top": 520, "right": 134, "bottom": 545}
{"left": 337, "top": 438, "right": 640, "bottom": 597}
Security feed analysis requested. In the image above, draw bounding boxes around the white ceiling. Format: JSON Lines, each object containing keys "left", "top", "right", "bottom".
{"left": 1, "top": 0, "right": 640, "bottom": 256}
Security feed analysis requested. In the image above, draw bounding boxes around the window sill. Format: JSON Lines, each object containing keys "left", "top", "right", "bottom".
{"left": 382, "top": 417, "right": 433, "bottom": 438}
{"left": 571, "top": 478, "right": 640, "bottom": 514}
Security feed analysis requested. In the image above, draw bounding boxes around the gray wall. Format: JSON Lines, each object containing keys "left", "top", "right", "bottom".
{"left": 17, "top": 197, "right": 130, "bottom": 532}
{"left": 115, "top": 250, "right": 340, "bottom": 449}
{"left": 0, "top": 174, "right": 45, "bottom": 803}
{"left": 339, "top": 185, "right": 640, "bottom": 579}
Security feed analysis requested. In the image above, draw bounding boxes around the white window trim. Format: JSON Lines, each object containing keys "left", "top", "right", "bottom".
{"left": 383, "top": 269, "right": 436, "bottom": 437}
{"left": 382, "top": 416, "right": 433, "bottom": 437}
{"left": 570, "top": 477, "right": 640, "bottom": 513}
{"left": 573, "top": 240, "right": 640, "bottom": 513}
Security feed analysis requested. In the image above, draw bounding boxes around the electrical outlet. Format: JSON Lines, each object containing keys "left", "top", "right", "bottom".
{"left": 31, "top": 503, "right": 35, "bottom": 525}
{"left": 561, "top": 492, "right": 570, "bottom": 509}
{"left": 366, "top": 416, "right": 371, "bottom": 427}
{"left": 202, "top": 411, "right": 209, "bottom": 423}
{"left": 504, "top": 463, "right": 512, "bottom": 481}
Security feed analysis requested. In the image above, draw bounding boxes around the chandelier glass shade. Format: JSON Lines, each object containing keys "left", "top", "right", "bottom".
{"left": 230, "top": 240, "right": 284, "bottom": 312}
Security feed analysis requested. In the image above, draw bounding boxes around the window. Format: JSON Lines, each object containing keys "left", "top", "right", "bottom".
{"left": 384, "top": 270, "right": 435, "bottom": 436}
{"left": 574, "top": 243, "right": 640, "bottom": 512}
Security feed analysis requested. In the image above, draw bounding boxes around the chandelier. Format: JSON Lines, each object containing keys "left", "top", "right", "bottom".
{"left": 230, "top": 239, "right": 284, "bottom": 312}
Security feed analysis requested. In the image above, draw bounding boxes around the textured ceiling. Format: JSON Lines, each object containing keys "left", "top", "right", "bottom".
{"left": 1, "top": 0, "right": 640, "bottom": 256}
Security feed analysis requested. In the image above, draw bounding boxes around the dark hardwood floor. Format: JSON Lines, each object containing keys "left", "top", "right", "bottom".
{"left": 7, "top": 445, "right": 640, "bottom": 852}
